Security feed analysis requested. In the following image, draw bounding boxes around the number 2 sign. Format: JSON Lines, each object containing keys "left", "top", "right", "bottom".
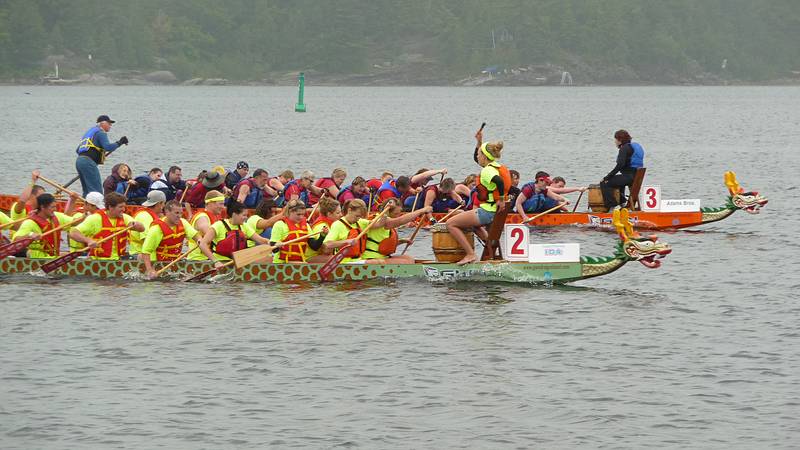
{"left": 503, "top": 224, "right": 529, "bottom": 261}
{"left": 640, "top": 185, "right": 661, "bottom": 211}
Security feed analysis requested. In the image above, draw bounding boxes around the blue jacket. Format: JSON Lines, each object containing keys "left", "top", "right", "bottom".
{"left": 76, "top": 126, "right": 120, "bottom": 164}
{"left": 630, "top": 142, "right": 645, "bottom": 169}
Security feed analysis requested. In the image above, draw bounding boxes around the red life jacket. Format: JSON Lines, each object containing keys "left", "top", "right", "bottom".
{"left": 312, "top": 215, "right": 335, "bottom": 230}
{"left": 90, "top": 210, "right": 128, "bottom": 258}
{"left": 277, "top": 218, "right": 310, "bottom": 262}
{"left": 153, "top": 218, "right": 186, "bottom": 261}
{"left": 309, "top": 177, "right": 337, "bottom": 204}
{"left": 28, "top": 213, "right": 61, "bottom": 257}
{"left": 231, "top": 178, "right": 258, "bottom": 201}
{"left": 475, "top": 163, "right": 512, "bottom": 205}
{"left": 338, "top": 218, "right": 366, "bottom": 258}
{"left": 212, "top": 220, "right": 247, "bottom": 258}
{"left": 183, "top": 183, "right": 208, "bottom": 208}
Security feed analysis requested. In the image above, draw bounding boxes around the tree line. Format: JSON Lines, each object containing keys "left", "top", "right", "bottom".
{"left": 0, "top": 0, "right": 798, "bottom": 81}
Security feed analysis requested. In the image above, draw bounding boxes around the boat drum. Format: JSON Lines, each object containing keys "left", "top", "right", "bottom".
{"left": 431, "top": 223, "right": 473, "bottom": 263}
{"left": 588, "top": 184, "right": 622, "bottom": 213}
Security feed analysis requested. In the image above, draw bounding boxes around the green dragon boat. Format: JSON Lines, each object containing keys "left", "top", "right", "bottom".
{"left": 0, "top": 210, "right": 671, "bottom": 284}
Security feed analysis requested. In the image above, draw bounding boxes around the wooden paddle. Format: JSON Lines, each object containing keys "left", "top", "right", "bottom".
{"left": 40, "top": 225, "right": 133, "bottom": 273}
{"left": 318, "top": 208, "right": 389, "bottom": 280}
{"left": 0, "top": 216, "right": 30, "bottom": 230}
{"left": 184, "top": 260, "right": 234, "bottom": 282}
{"left": 409, "top": 190, "right": 421, "bottom": 213}
{"left": 572, "top": 191, "right": 584, "bottom": 213}
{"left": 153, "top": 243, "right": 200, "bottom": 278}
{"left": 0, "top": 215, "right": 86, "bottom": 260}
{"left": 123, "top": 182, "right": 132, "bottom": 197}
{"left": 522, "top": 202, "right": 568, "bottom": 224}
{"left": 232, "top": 231, "right": 322, "bottom": 268}
{"left": 306, "top": 192, "right": 325, "bottom": 221}
{"left": 37, "top": 175, "right": 85, "bottom": 201}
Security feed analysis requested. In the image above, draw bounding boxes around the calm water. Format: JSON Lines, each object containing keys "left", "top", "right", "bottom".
{"left": 0, "top": 86, "right": 798, "bottom": 449}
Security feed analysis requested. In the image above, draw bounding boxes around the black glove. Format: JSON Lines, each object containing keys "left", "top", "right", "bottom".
{"left": 117, "top": 136, "right": 129, "bottom": 146}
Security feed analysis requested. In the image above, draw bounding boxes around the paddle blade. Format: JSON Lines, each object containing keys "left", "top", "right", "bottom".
{"left": 40, "top": 251, "right": 83, "bottom": 273}
{"left": 0, "top": 237, "right": 33, "bottom": 259}
{"left": 318, "top": 244, "right": 350, "bottom": 280}
{"left": 232, "top": 244, "right": 274, "bottom": 268}
{"left": 184, "top": 267, "right": 218, "bottom": 282}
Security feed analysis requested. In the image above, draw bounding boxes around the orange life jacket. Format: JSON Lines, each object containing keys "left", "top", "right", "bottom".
{"left": 277, "top": 218, "right": 310, "bottom": 262}
{"left": 366, "top": 228, "right": 398, "bottom": 257}
{"left": 28, "top": 213, "right": 61, "bottom": 257}
{"left": 338, "top": 218, "right": 367, "bottom": 258}
{"left": 90, "top": 210, "right": 128, "bottom": 258}
{"left": 475, "top": 163, "right": 512, "bottom": 205}
{"left": 153, "top": 218, "right": 186, "bottom": 261}
{"left": 191, "top": 210, "right": 218, "bottom": 226}
{"left": 312, "top": 216, "right": 335, "bottom": 229}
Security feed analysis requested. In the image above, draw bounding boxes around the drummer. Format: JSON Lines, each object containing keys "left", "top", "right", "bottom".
{"left": 446, "top": 128, "right": 511, "bottom": 265}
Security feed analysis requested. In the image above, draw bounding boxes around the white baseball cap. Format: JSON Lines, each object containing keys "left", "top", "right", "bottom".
{"left": 85, "top": 191, "right": 105, "bottom": 209}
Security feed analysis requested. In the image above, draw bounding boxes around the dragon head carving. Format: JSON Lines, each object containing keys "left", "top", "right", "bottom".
{"left": 613, "top": 208, "right": 672, "bottom": 268}
{"left": 725, "top": 171, "right": 768, "bottom": 214}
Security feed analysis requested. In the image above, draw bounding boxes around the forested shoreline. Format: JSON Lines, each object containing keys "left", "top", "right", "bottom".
{"left": 1, "top": 0, "right": 798, "bottom": 85}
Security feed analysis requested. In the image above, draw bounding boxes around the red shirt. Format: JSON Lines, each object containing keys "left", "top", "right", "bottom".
{"left": 308, "top": 178, "right": 337, "bottom": 204}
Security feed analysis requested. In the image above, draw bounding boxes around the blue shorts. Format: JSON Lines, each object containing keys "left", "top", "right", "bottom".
{"left": 476, "top": 207, "right": 495, "bottom": 225}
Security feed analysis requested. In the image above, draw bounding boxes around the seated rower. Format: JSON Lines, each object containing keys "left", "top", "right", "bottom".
{"left": 422, "top": 177, "right": 463, "bottom": 223}
{"left": 447, "top": 129, "right": 511, "bottom": 265}
{"left": 363, "top": 198, "right": 432, "bottom": 264}
{"left": 243, "top": 198, "right": 283, "bottom": 245}
{"left": 306, "top": 196, "right": 343, "bottom": 263}
{"left": 403, "top": 168, "right": 448, "bottom": 210}
{"left": 456, "top": 174, "right": 478, "bottom": 209}
{"left": 13, "top": 193, "right": 82, "bottom": 259}
{"left": 69, "top": 192, "right": 146, "bottom": 260}
{"left": 268, "top": 170, "right": 294, "bottom": 197}
{"left": 139, "top": 200, "right": 201, "bottom": 278}
{"left": 376, "top": 175, "right": 415, "bottom": 210}
{"left": 337, "top": 176, "right": 370, "bottom": 204}
{"left": 224, "top": 161, "right": 249, "bottom": 190}
{"left": 183, "top": 170, "right": 226, "bottom": 208}
{"left": 276, "top": 170, "right": 324, "bottom": 207}
{"left": 10, "top": 170, "right": 46, "bottom": 222}
{"left": 68, "top": 191, "right": 105, "bottom": 252}
{"left": 126, "top": 167, "right": 162, "bottom": 204}
{"left": 515, "top": 172, "right": 568, "bottom": 220}
{"left": 323, "top": 198, "right": 371, "bottom": 263}
{"left": 150, "top": 166, "right": 186, "bottom": 201}
{"left": 232, "top": 168, "right": 274, "bottom": 208}
{"left": 103, "top": 163, "right": 134, "bottom": 196}
{"left": 309, "top": 168, "right": 347, "bottom": 204}
{"left": 270, "top": 200, "right": 327, "bottom": 263}
{"left": 187, "top": 190, "right": 226, "bottom": 261}
{"left": 128, "top": 190, "right": 166, "bottom": 257}
{"left": 508, "top": 170, "right": 521, "bottom": 210}
{"left": 600, "top": 129, "right": 645, "bottom": 210}
{"left": 548, "top": 176, "right": 587, "bottom": 195}
{"left": 199, "top": 200, "right": 271, "bottom": 271}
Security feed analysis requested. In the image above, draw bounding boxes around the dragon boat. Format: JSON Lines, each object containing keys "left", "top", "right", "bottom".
{"left": 0, "top": 210, "right": 671, "bottom": 284}
{"left": 0, "top": 172, "right": 765, "bottom": 231}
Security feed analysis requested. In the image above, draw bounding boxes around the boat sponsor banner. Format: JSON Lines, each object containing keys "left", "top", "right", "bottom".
{"left": 502, "top": 224, "right": 530, "bottom": 262}
{"left": 659, "top": 199, "right": 701, "bottom": 212}
{"left": 640, "top": 185, "right": 661, "bottom": 211}
{"left": 529, "top": 243, "right": 580, "bottom": 263}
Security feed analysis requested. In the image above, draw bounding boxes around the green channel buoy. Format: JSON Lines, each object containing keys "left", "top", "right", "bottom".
{"left": 295, "top": 72, "right": 306, "bottom": 112}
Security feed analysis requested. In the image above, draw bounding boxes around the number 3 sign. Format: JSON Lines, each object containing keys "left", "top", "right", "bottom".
{"left": 640, "top": 185, "right": 661, "bottom": 211}
{"left": 502, "top": 224, "right": 529, "bottom": 261}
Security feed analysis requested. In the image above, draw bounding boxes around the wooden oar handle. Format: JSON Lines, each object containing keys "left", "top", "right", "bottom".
{"left": 275, "top": 230, "right": 323, "bottom": 247}
{"left": 0, "top": 216, "right": 30, "bottom": 229}
{"left": 436, "top": 204, "right": 464, "bottom": 224}
{"left": 155, "top": 243, "right": 199, "bottom": 277}
{"left": 37, "top": 175, "right": 85, "bottom": 201}
{"left": 572, "top": 191, "right": 584, "bottom": 213}
{"left": 78, "top": 225, "right": 134, "bottom": 252}
{"left": 523, "top": 202, "right": 568, "bottom": 224}
{"left": 355, "top": 208, "right": 389, "bottom": 241}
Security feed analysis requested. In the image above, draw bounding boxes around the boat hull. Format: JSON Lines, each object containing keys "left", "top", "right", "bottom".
{"left": 0, "top": 257, "right": 598, "bottom": 284}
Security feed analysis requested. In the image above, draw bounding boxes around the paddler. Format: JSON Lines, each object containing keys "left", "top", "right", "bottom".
{"left": 515, "top": 172, "right": 568, "bottom": 221}
{"left": 308, "top": 168, "right": 347, "bottom": 204}
{"left": 243, "top": 198, "right": 284, "bottom": 244}
{"left": 68, "top": 192, "right": 145, "bottom": 260}
{"left": 12, "top": 193, "right": 83, "bottom": 258}
{"left": 446, "top": 128, "right": 511, "bottom": 265}
{"left": 183, "top": 170, "right": 226, "bottom": 208}
{"left": 128, "top": 190, "right": 166, "bottom": 257}
{"left": 232, "top": 168, "right": 274, "bottom": 208}
{"left": 421, "top": 177, "right": 463, "bottom": 222}
{"left": 322, "top": 198, "right": 370, "bottom": 263}
{"left": 187, "top": 190, "right": 226, "bottom": 261}
{"left": 67, "top": 191, "right": 105, "bottom": 252}
{"left": 10, "top": 170, "right": 46, "bottom": 222}
{"left": 268, "top": 170, "right": 294, "bottom": 197}
{"left": 198, "top": 200, "right": 271, "bottom": 270}
{"left": 336, "top": 176, "right": 369, "bottom": 204}
{"left": 362, "top": 198, "right": 432, "bottom": 264}
{"left": 139, "top": 200, "right": 201, "bottom": 278}
{"left": 75, "top": 115, "right": 129, "bottom": 197}
{"left": 306, "top": 196, "right": 343, "bottom": 263}
{"left": 269, "top": 200, "right": 327, "bottom": 263}
{"left": 276, "top": 170, "right": 324, "bottom": 207}
{"left": 404, "top": 168, "right": 448, "bottom": 210}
